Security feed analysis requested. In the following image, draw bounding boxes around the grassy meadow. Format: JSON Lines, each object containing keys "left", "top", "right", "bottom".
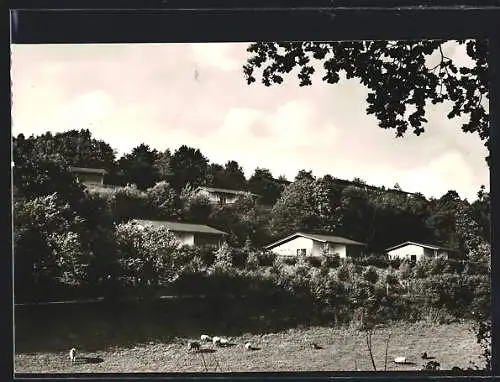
{"left": 14, "top": 299, "right": 482, "bottom": 373}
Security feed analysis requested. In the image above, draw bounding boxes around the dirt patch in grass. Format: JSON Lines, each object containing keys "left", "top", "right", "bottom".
{"left": 15, "top": 321, "right": 482, "bottom": 373}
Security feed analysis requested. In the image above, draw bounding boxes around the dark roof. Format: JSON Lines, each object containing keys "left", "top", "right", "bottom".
{"left": 196, "top": 186, "right": 258, "bottom": 197}
{"left": 385, "top": 241, "right": 455, "bottom": 252}
{"left": 132, "top": 219, "right": 227, "bottom": 236}
{"left": 265, "top": 232, "right": 365, "bottom": 249}
{"left": 69, "top": 166, "right": 107, "bottom": 175}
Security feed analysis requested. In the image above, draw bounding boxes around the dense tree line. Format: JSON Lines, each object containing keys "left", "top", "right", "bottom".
{"left": 12, "top": 129, "right": 490, "bottom": 304}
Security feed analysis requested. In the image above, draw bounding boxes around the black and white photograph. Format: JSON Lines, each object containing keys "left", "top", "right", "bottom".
{"left": 11, "top": 36, "right": 491, "bottom": 373}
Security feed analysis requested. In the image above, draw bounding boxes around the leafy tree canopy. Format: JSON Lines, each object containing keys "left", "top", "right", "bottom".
{"left": 15, "top": 129, "right": 117, "bottom": 170}
{"left": 248, "top": 167, "right": 284, "bottom": 205}
{"left": 118, "top": 144, "right": 161, "bottom": 190}
{"left": 168, "top": 145, "right": 209, "bottom": 191}
{"left": 13, "top": 134, "right": 85, "bottom": 206}
{"left": 295, "top": 169, "right": 315, "bottom": 182}
{"left": 243, "top": 40, "right": 489, "bottom": 161}
{"left": 270, "top": 177, "right": 319, "bottom": 237}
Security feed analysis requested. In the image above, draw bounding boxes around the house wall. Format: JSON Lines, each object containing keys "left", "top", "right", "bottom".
{"left": 197, "top": 189, "right": 241, "bottom": 205}
{"left": 437, "top": 250, "right": 450, "bottom": 259}
{"left": 134, "top": 223, "right": 223, "bottom": 248}
{"left": 387, "top": 244, "right": 425, "bottom": 261}
{"left": 269, "top": 237, "right": 360, "bottom": 259}
{"left": 269, "top": 237, "right": 315, "bottom": 257}
{"left": 346, "top": 245, "right": 364, "bottom": 258}
{"left": 311, "top": 241, "right": 348, "bottom": 258}
{"left": 217, "top": 193, "right": 239, "bottom": 204}
{"left": 172, "top": 232, "right": 195, "bottom": 246}
{"left": 75, "top": 173, "right": 104, "bottom": 186}
{"left": 430, "top": 249, "right": 449, "bottom": 259}
{"left": 388, "top": 244, "right": 450, "bottom": 261}
{"left": 194, "top": 233, "right": 224, "bottom": 247}
{"left": 423, "top": 248, "right": 436, "bottom": 258}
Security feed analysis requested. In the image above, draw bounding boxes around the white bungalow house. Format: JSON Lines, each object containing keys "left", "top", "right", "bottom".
{"left": 195, "top": 186, "right": 258, "bottom": 205}
{"left": 264, "top": 232, "right": 366, "bottom": 259}
{"left": 385, "top": 241, "right": 454, "bottom": 262}
{"left": 69, "top": 166, "right": 107, "bottom": 186}
{"left": 132, "top": 219, "right": 227, "bottom": 247}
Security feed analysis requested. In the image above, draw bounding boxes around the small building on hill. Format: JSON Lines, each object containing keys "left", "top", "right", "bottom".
{"left": 195, "top": 186, "right": 258, "bottom": 205}
{"left": 264, "top": 232, "right": 366, "bottom": 259}
{"left": 69, "top": 166, "right": 107, "bottom": 186}
{"left": 385, "top": 241, "right": 454, "bottom": 262}
{"left": 132, "top": 219, "right": 227, "bottom": 247}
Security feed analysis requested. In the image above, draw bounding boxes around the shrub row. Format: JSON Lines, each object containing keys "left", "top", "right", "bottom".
{"left": 15, "top": 214, "right": 491, "bottom": 326}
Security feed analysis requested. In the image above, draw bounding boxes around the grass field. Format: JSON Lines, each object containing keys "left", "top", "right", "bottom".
{"left": 15, "top": 320, "right": 482, "bottom": 373}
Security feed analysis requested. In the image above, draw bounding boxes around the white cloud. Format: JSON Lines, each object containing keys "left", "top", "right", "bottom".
{"left": 198, "top": 102, "right": 342, "bottom": 180}
{"left": 266, "top": 101, "right": 314, "bottom": 149}
{"left": 60, "top": 90, "right": 115, "bottom": 129}
{"left": 218, "top": 108, "right": 264, "bottom": 138}
{"left": 191, "top": 43, "right": 240, "bottom": 71}
{"left": 399, "top": 150, "right": 478, "bottom": 199}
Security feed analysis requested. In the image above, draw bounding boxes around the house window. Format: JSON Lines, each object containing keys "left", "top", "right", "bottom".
{"left": 297, "top": 248, "right": 306, "bottom": 257}
{"left": 410, "top": 255, "right": 417, "bottom": 263}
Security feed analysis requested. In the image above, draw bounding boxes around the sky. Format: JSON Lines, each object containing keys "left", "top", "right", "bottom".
{"left": 11, "top": 41, "right": 489, "bottom": 201}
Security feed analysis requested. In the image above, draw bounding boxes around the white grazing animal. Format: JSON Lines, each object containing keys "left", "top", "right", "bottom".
{"left": 219, "top": 337, "right": 229, "bottom": 346}
{"left": 201, "top": 334, "right": 212, "bottom": 342}
{"left": 212, "top": 336, "right": 221, "bottom": 345}
{"left": 394, "top": 356, "right": 407, "bottom": 364}
{"left": 245, "top": 342, "right": 252, "bottom": 350}
{"left": 69, "top": 348, "right": 77, "bottom": 362}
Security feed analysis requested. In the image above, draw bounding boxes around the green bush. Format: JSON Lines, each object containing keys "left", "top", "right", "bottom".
{"left": 336, "top": 262, "right": 351, "bottom": 282}
{"left": 198, "top": 245, "right": 217, "bottom": 267}
{"left": 470, "top": 317, "right": 491, "bottom": 371}
{"left": 353, "top": 254, "right": 390, "bottom": 268}
{"left": 245, "top": 251, "right": 260, "bottom": 270}
{"left": 231, "top": 247, "right": 249, "bottom": 268}
{"left": 212, "top": 242, "right": 233, "bottom": 272}
{"left": 107, "top": 185, "right": 149, "bottom": 223}
{"left": 258, "top": 251, "right": 277, "bottom": 266}
{"left": 398, "top": 259, "right": 413, "bottom": 279}
{"left": 353, "top": 263, "right": 363, "bottom": 275}
{"left": 362, "top": 266, "right": 379, "bottom": 284}
{"left": 115, "top": 221, "right": 183, "bottom": 289}
{"left": 385, "top": 272, "right": 399, "bottom": 286}
{"left": 321, "top": 253, "right": 341, "bottom": 268}
{"left": 282, "top": 256, "right": 298, "bottom": 266}
{"left": 306, "top": 256, "right": 322, "bottom": 268}
{"left": 444, "top": 258, "right": 466, "bottom": 274}
{"left": 389, "top": 258, "right": 403, "bottom": 268}
{"left": 422, "top": 307, "right": 457, "bottom": 324}
{"left": 145, "top": 181, "right": 178, "bottom": 220}
{"left": 14, "top": 194, "right": 93, "bottom": 301}
{"left": 429, "top": 256, "right": 448, "bottom": 275}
